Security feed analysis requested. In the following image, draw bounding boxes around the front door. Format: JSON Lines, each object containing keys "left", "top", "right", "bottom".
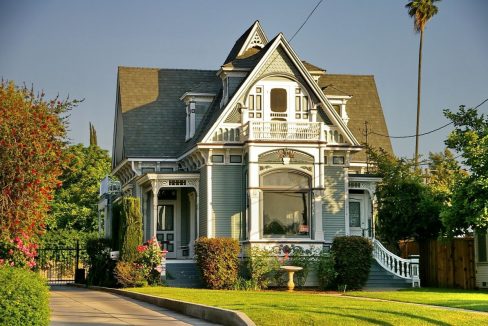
{"left": 156, "top": 202, "right": 177, "bottom": 259}
{"left": 349, "top": 194, "right": 367, "bottom": 237}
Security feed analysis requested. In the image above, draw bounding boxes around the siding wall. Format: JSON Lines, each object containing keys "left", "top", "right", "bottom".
{"left": 199, "top": 167, "right": 208, "bottom": 237}
{"left": 228, "top": 77, "right": 245, "bottom": 98}
{"left": 323, "top": 166, "right": 346, "bottom": 242}
{"left": 211, "top": 165, "right": 243, "bottom": 238}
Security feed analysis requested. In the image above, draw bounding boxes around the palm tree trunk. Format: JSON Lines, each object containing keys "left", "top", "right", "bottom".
{"left": 415, "top": 29, "right": 423, "bottom": 169}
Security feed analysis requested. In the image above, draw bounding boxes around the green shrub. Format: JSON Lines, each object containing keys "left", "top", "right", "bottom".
{"left": 114, "top": 261, "right": 147, "bottom": 288}
{"left": 331, "top": 236, "right": 373, "bottom": 290}
{"left": 246, "top": 247, "right": 280, "bottom": 290}
{"left": 316, "top": 250, "right": 337, "bottom": 290}
{"left": 194, "top": 237, "right": 240, "bottom": 289}
{"left": 0, "top": 267, "right": 49, "bottom": 326}
{"left": 119, "top": 197, "right": 142, "bottom": 262}
{"left": 136, "top": 237, "right": 165, "bottom": 285}
{"left": 86, "top": 237, "right": 116, "bottom": 287}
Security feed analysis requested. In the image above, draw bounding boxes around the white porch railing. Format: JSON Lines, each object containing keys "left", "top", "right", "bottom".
{"left": 242, "top": 121, "right": 322, "bottom": 141}
{"left": 372, "top": 239, "right": 420, "bottom": 287}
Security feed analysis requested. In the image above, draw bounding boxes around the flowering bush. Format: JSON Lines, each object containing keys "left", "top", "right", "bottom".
{"left": 0, "top": 81, "right": 79, "bottom": 268}
{"left": 0, "top": 233, "right": 38, "bottom": 268}
{"left": 136, "top": 237, "right": 166, "bottom": 285}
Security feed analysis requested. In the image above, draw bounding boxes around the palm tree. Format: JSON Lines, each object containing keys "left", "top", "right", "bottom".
{"left": 406, "top": 0, "right": 440, "bottom": 168}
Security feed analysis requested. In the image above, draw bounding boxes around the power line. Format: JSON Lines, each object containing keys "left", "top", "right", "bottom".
{"left": 370, "top": 97, "right": 488, "bottom": 139}
{"left": 289, "top": 0, "right": 325, "bottom": 43}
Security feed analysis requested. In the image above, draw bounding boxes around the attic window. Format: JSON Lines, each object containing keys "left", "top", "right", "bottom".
{"left": 271, "top": 88, "right": 287, "bottom": 112}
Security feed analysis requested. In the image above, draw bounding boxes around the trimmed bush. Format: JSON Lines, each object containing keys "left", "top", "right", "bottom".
{"left": 0, "top": 267, "right": 49, "bottom": 326}
{"left": 316, "top": 250, "right": 337, "bottom": 290}
{"left": 114, "top": 261, "right": 147, "bottom": 288}
{"left": 194, "top": 237, "right": 240, "bottom": 289}
{"left": 119, "top": 197, "right": 142, "bottom": 262}
{"left": 332, "top": 236, "right": 373, "bottom": 290}
{"left": 86, "top": 237, "right": 116, "bottom": 287}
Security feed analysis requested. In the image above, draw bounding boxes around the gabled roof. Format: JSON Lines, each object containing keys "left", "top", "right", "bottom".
{"left": 319, "top": 74, "right": 393, "bottom": 161}
{"left": 117, "top": 67, "right": 219, "bottom": 159}
{"left": 203, "top": 33, "right": 361, "bottom": 147}
{"left": 223, "top": 21, "right": 268, "bottom": 65}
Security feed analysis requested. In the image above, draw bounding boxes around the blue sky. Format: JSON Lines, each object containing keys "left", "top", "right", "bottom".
{"left": 1, "top": 0, "right": 487, "bottom": 160}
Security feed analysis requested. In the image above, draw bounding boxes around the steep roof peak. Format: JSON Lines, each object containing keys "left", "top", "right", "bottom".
{"left": 223, "top": 20, "right": 269, "bottom": 65}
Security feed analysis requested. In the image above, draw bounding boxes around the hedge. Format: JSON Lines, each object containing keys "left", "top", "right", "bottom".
{"left": 0, "top": 267, "right": 49, "bottom": 326}
{"left": 332, "top": 236, "right": 373, "bottom": 290}
{"left": 194, "top": 237, "right": 240, "bottom": 289}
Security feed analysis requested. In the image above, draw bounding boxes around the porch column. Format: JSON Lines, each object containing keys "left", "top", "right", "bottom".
{"left": 248, "top": 148, "right": 260, "bottom": 241}
{"left": 314, "top": 190, "right": 325, "bottom": 241}
{"left": 188, "top": 191, "right": 196, "bottom": 257}
{"left": 151, "top": 183, "right": 159, "bottom": 240}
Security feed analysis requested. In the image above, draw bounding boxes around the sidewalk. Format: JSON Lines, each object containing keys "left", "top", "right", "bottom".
{"left": 50, "top": 285, "right": 219, "bottom": 326}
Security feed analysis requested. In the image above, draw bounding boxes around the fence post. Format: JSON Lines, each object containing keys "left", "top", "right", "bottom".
{"left": 409, "top": 254, "right": 420, "bottom": 287}
{"left": 75, "top": 240, "right": 80, "bottom": 269}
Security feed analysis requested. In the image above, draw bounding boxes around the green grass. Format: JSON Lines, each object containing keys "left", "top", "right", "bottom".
{"left": 348, "top": 288, "right": 488, "bottom": 312}
{"left": 128, "top": 287, "right": 488, "bottom": 325}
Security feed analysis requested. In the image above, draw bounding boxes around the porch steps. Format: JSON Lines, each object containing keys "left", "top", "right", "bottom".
{"left": 365, "top": 260, "right": 411, "bottom": 289}
{"left": 165, "top": 262, "right": 202, "bottom": 288}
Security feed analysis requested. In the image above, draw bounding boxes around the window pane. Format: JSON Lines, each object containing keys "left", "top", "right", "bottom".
{"left": 295, "top": 96, "right": 301, "bottom": 112}
{"left": 479, "top": 232, "right": 487, "bottom": 262}
{"left": 212, "top": 155, "right": 224, "bottom": 163}
{"left": 249, "top": 95, "right": 254, "bottom": 110}
{"left": 349, "top": 202, "right": 361, "bottom": 227}
{"left": 271, "top": 88, "right": 287, "bottom": 112}
{"left": 262, "top": 171, "right": 309, "bottom": 189}
{"left": 263, "top": 192, "right": 309, "bottom": 237}
{"left": 303, "top": 96, "right": 309, "bottom": 112}
{"left": 256, "top": 95, "right": 262, "bottom": 111}
{"left": 333, "top": 156, "right": 345, "bottom": 165}
{"left": 230, "top": 155, "right": 242, "bottom": 163}
{"left": 157, "top": 205, "right": 174, "bottom": 231}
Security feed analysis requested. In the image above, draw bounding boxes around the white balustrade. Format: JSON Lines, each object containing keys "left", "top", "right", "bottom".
{"left": 372, "top": 239, "right": 420, "bottom": 287}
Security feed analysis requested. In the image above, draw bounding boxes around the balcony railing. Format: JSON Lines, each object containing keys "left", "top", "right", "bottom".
{"left": 242, "top": 121, "right": 321, "bottom": 141}
{"left": 210, "top": 121, "right": 346, "bottom": 143}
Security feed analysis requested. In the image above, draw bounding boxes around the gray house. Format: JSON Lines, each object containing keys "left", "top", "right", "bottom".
{"left": 106, "top": 21, "right": 396, "bottom": 265}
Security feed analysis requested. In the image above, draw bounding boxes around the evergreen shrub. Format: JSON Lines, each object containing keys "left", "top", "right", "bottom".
{"left": 119, "top": 197, "right": 142, "bottom": 262}
{"left": 0, "top": 267, "right": 49, "bottom": 326}
{"left": 86, "top": 237, "right": 116, "bottom": 287}
{"left": 332, "top": 236, "right": 373, "bottom": 290}
{"left": 194, "top": 237, "right": 240, "bottom": 289}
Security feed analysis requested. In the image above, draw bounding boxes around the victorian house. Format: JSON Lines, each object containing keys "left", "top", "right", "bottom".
{"left": 106, "top": 21, "right": 395, "bottom": 266}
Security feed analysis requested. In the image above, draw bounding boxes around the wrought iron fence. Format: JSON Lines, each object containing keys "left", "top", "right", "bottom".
{"left": 36, "top": 241, "right": 88, "bottom": 284}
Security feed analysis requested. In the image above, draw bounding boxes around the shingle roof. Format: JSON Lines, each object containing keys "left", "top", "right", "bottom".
{"left": 318, "top": 74, "right": 394, "bottom": 161}
{"left": 302, "top": 61, "right": 326, "bottom": 73}
{"left": 223, "top": 21, "right": 258, "bottom": 65}
{"left": 116, "top": 67, "right": 392, "bottom": 162}
{"left": 118, "top": 67, "right": 219, "bottom": 158}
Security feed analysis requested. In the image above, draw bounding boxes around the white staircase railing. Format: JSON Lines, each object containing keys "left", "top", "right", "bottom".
{"left": 372, "top": 239, "right": 420, "bottom": 287}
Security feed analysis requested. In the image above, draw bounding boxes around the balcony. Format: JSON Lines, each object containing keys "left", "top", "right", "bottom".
{"left": 211, "top": 121, "right": 345, "bottom": 144}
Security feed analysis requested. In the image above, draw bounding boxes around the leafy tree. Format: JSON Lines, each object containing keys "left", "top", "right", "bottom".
{"left": 368, "top": 148, "right": 442, "bottom": 251}
{"left": 49, "top": 143, "right": 111, "bottom": 232}
{"left": 406, "top": 0, "right": 441, "bottom": 167}
{"left": 119, "top": 197, "right": 143, "bottom": 263}
{"left": 427, "top": 149, "right": 467, "bottom": 201}
{"left": 441, "top": 105, "right": 488, "bottom": 235}
{"left": 0, "top": 81, "right": 77, "bottom": 267}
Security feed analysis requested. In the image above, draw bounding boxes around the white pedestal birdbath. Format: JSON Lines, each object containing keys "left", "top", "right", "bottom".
{"left": 280, "top": 266, "right": 303, "bottom": 291}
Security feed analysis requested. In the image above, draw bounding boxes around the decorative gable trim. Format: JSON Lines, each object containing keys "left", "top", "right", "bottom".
{"left": 237, "top": 21, "right": 269, "bottom": 57}
{"left": 201, "top": 33, "right": 361, "bottom": 147}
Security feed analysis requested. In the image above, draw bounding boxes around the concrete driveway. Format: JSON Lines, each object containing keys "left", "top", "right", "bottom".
{"left": 50, "top": 286, "right": 218, "bottom": 326}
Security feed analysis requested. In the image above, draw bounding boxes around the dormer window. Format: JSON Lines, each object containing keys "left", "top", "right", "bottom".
{"left": 326, "top": 95, "right": 352, "bottom": 126}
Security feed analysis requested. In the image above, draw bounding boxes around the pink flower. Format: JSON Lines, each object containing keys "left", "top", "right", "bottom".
{"left": 136, "top": 245, "right": 147, "bottom": 252}
{"left": 10, "top": 261, "right": 14, "bottom": 267}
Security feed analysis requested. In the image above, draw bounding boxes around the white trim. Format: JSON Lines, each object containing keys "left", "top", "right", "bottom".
{"left": 344, "top": 167, "right": 350, "bottom": 236}
{"left": 201, "top": 34, "right": 360, "bottom": 147}
{"left": 179, "top": 92, "right": 216, "bottom": 102}
{"left": 237, "top": 21, "right": 269, "bottom": 57}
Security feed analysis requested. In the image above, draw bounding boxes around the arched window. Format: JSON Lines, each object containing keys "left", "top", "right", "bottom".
{"left": 260, "top": 170, "right": 311, "bottom": 238}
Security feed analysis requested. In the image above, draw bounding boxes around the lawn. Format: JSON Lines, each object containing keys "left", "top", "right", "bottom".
{"left": 347, "top": 288, "right": 488, "bottom": 312}
{"left": 128, "top": 287, "right": 488, "bottom": 325}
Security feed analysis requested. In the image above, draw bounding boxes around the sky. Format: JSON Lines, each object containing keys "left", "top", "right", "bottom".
{"left": 1, "top": 0, "right": 487, "bottom": 160}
